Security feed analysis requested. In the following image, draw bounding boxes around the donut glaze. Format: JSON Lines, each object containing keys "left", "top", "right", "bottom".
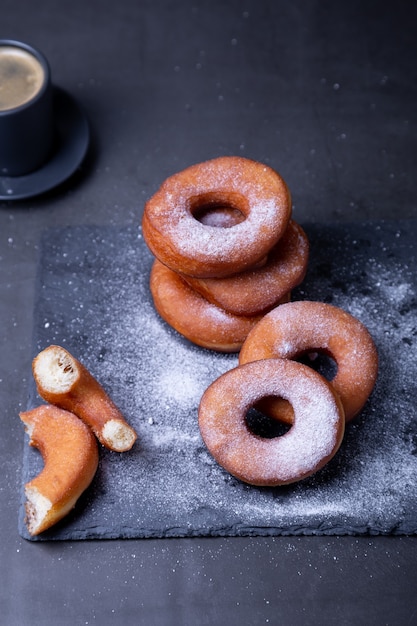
{"left": 182, "top": 220, "right": 309, "bottom": 316}
{"left": 198, "top": 359, "right": 345, "bottom": 486}
{"left": 239, "top": 301, "right": 378, "bottom": 422}
{"left": 142, "top": 156, "right": 292, "bottom": 278}
{"left": 150, "top": 259, "right": 267, "bottom": 352}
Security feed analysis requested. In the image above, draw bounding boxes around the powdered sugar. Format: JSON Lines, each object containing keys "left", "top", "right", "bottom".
{"left": 185, "top": 220, "right": 309, "bottom": 316}
{"left": 20, "top": 220, "right": 417, "bottom": 539}
{"left": 143, "top": 157, "right": 291, "bottom": 274}
{"left": 199, "top": 359, "right": 343, "bottom": 485}
{"left": 240, "top": 300, "right": 378, "bottom": 421}
{"left": 169, "top": 199, "right": 280, "bottom": 254}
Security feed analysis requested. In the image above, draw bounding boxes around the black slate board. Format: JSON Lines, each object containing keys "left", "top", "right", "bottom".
{"left": 19, "top": 220, "right": 417, "bottom": 540}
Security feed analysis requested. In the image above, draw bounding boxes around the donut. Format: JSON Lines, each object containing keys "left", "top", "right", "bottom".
{"left": 20, "top": 404, "right": 99, "bottom": 536}
{"left": 182, "top": 220, "right": 309, "bottom": 316}
{"left": 149, "top": 259, "right": 279, "bottom": 352}
{"left": 198, "top": 359, "right": 345, "bottom": 486}
{"left": 32, "top": 345, "right": 137, "bottom": 452}
{"left": 239, "top": 301, "right": 378, "bottom": 422}
{"left": 142, "top": 156, "right": 292, "bottom": 278}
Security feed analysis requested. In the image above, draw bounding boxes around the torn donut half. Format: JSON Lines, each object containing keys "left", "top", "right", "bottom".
{"left": 32, "top": 345, "right": 137, "bottom": 452}
{"left": 20, "top": 405, "right": 99, "bottom": 536}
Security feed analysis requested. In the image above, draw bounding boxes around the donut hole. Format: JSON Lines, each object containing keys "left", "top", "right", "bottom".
{"left": 296, "top": 350, "right": 338, "bottom": 381}
{"left": 189, "top": 192, "right": 247, "bottom": 228}
{"left": 245, "top": 404, "right": 292, "bottom": 439}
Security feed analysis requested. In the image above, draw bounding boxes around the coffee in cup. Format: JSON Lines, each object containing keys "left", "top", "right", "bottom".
{"left": 0, "top": 40, "right": 53, "bottom": 176}
{"left": 0, "top": 46, "right": 46, "bottom": 111}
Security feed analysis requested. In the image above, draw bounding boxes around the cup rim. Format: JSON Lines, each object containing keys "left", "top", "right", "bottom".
{"left": 0, "top": 39, "right": 51, "bottom": 116}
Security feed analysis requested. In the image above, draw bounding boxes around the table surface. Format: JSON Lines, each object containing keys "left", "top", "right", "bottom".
{"left": 1, "top": 1, "right": 416, "bottom": 624}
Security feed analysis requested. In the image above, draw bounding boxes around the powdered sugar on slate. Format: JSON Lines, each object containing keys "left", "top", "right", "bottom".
{"left": 21, "top": 220, "right": 417, "bottom": 539}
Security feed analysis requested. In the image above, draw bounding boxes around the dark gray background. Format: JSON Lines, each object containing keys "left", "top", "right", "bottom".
{"left": 1, "top": 1, "right": 416, "bottom": 624}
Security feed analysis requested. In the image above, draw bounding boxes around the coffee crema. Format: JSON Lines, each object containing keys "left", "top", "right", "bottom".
{"left": 0, "top": 46, "right": 45, "bottom": 112}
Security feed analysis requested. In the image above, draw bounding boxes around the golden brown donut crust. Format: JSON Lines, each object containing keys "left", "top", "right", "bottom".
{"left": 182, "top": 220, "right": 309, "bottom": 316}
{"left": 142, "top": 156, "right": 292, "bottom": 278}
{"left": 198, "top": 359, "right": 345, "bottom": 486}
{"left": 150, "top": 259, "right": 266, "bottom": 352}
{"left": 239, "top": 301, "right": 378, "bottom": 422}
{"left": 32, "top": 345, "right": 137, "bottom": 452}
{"left": 20, "top": 405, "right": 99, "bottom": 535}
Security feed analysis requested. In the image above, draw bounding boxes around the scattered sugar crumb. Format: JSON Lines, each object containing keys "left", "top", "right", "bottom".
{"left": 22, "top": 222, "right": 417, "bottom": 538}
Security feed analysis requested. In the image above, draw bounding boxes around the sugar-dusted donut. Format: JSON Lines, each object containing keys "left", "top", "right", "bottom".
{"left": 149, "top": 259, "right": 278, "bottom": 352}
{"left": 20, "top": 405, "right": 99, "bottom": 536}
{"left": 198, "top": 359, "right": 345, "bottom": 486}
{"left": 142, "top": 156, "right": 292, "bottom": 278}
{"left": 182, "top": 220, "right": 309, "bottom": 316}
{"left": 239, "top": 301, "right": 378, "bottom": 422}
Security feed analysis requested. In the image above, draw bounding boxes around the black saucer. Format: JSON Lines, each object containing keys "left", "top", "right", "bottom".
{"left": 0, "top": 87, "right": 89, "bottom": 201}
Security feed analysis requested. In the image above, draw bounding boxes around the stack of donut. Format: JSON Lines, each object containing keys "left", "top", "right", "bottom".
{"left": 142, "top": 156, "right": 309, "bottom": 352}
{"left": 143, "top": 155, "right": 379, "bottom": 488}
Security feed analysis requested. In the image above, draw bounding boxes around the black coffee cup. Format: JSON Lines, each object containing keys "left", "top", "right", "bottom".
{"left": 0, "top": 40, "right": 53, "bottom": 176}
